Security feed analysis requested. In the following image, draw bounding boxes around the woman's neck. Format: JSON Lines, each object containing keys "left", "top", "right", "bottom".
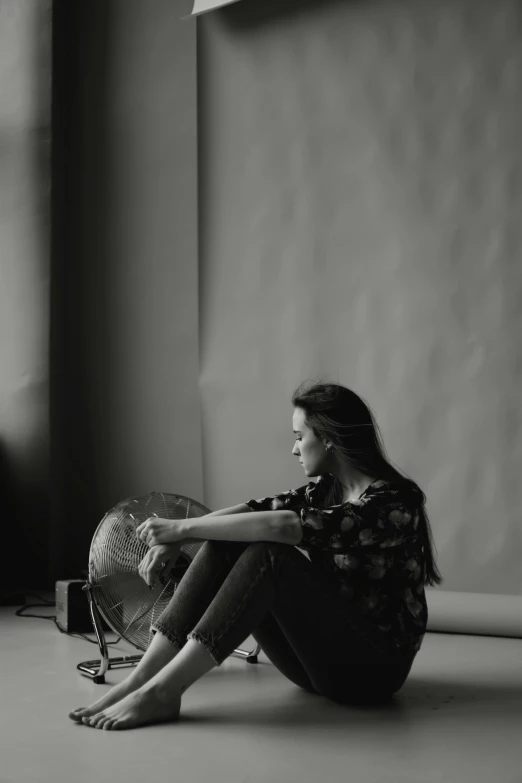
{"left": 332, "top": 469, "right": 377, "bottom": 502}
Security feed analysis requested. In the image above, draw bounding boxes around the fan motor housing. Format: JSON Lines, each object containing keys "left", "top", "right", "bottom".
{"left": 55, "top": 579, "right": 109, "bottom": 633}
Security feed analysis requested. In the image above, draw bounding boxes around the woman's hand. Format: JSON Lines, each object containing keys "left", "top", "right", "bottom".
{"left": 135, "top": 516, "right": 183, "bottom": 548}
{"left": 138, "top": 543, "right": 184, "bottom": 588}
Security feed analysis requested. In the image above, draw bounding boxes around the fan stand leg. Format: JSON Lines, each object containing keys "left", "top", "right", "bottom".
{"left": 76, "top": 584, "right": 262, "bottom": 683}
{"left": 76, "top": 582, "right": 111, "bottom": 683}
{"left": 231, "top": 642, "right": 262, "bottom": 664}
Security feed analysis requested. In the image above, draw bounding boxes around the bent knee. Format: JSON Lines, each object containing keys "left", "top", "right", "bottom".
{"left": 246, "top": 540, "right": 298, "bottom": 559}
{"left": 202, "top": 539, "right": 249, "bottom": 557}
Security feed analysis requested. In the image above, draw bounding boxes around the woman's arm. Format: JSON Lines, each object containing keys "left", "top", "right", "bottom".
{"left": 136, "top": 505, "right": 300, "bottom": 548}
{"left": 176, "top": 504, "right": 254, "bottom": 545}
{"left": 182, "top": 510, "right": 300, "bottom": 545}
{"left": 202, "top": 503, "right": 253, "bottom": 517}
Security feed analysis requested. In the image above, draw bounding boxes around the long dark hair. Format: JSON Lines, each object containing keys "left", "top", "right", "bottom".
{"left": 291, "top": 378, "right": 443, "bottom": 587}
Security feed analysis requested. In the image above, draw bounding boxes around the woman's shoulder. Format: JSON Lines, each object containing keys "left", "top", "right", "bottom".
{"left": 303, "top": 473, "right": 334, "bottom": 504}
{"left": 300, "top": 474, "right": 424, "bottom": 510}
{"left": 363, "top": 477, "right": 425, "bottom": 505}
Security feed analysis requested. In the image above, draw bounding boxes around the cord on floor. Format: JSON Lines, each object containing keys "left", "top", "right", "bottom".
{"left": 14, "top": 593, "right": 122, "bottom": 645}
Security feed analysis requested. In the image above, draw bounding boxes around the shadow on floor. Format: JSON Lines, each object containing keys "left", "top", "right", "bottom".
{"left": 172, "top": 673, "right": 522, "bottom": 730}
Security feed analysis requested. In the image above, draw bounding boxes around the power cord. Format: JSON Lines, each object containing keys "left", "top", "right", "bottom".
{"left": 15, "top": 593, "right": 122, "bottom": 646}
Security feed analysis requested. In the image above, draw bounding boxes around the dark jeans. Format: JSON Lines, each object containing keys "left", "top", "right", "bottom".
{"left": 152, "top": 540, "right": 417, "bottom": 705}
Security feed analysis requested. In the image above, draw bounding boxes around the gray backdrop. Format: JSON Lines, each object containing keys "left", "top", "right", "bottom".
{"left": 199, "top": 0, "right": 522, "bottom": 598}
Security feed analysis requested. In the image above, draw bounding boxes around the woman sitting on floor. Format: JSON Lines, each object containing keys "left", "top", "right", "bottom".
{"left": 69, "top": 379, "right": 442, "bottom": 730}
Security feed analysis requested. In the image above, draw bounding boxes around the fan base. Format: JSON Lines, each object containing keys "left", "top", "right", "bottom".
{"left": 78, "top": 647, "right": 260, "bottom": 682}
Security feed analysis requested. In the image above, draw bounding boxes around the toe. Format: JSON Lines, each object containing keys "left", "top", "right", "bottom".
{"left": 68, "top": 708, "right": 86, "bottom": 721}
{"left": 103, "top": 719, "right": 115, "bottom": 731}
{"left": 92, "top": 712, "right": 106, "bottom": 728}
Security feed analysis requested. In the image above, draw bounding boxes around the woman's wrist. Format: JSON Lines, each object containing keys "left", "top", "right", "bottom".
{"left": 177, "top": 518, "right": 195, "bottom": 541}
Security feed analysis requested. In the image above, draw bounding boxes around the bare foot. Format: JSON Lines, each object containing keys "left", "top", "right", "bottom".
{"left": 82, "top": 684, "right": 182, "bottom": 730}
{"left": 68, "top": 675, "right": 146, "bottom": 723}
{"left": 69, "top": 633, "right": 182, "bottom": 723}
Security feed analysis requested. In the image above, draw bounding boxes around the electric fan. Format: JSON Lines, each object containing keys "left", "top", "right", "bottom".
{"left": 77, "top": 491, "right": 261, "bottom": 683}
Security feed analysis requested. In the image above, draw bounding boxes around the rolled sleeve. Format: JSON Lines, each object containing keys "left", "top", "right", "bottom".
{"left": 245, "top": 484, "right": 310, "bottom": 514}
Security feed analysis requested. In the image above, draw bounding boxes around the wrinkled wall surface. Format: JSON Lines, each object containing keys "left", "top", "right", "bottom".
{"left": 198, "top": 0, "right": 522, "bottom": 594}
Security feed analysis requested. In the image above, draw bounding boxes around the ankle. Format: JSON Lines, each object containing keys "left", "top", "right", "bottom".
{"left": 125, "top": 666, "right": 152, "bottom": 689}
{"left": 146, "top": 681, "right": 183, "bottom": 704}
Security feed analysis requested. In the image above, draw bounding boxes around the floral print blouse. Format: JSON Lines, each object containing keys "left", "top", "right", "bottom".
{"left": 245, "top": 475, "right": 428, "bottom": 655}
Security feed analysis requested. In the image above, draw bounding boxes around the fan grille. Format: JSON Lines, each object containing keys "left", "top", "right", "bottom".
{"left": 89, "top": 492, "right": 211, "bottom": 651}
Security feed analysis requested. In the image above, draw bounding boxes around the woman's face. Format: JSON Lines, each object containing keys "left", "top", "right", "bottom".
{"left": 292, "top": 407, "right": 328, "bottom": 477}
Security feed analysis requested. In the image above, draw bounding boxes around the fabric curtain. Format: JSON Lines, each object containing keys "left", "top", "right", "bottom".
{"left": 2, "top": 1, "right": 200, "bottom": 590}
{"left": 0, "top": 0, "right": 52, "bottom": 592}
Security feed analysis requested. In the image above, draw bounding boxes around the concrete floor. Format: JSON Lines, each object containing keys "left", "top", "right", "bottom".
{"left": 2, "top": 602, "right": 522, "bottom": 783}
